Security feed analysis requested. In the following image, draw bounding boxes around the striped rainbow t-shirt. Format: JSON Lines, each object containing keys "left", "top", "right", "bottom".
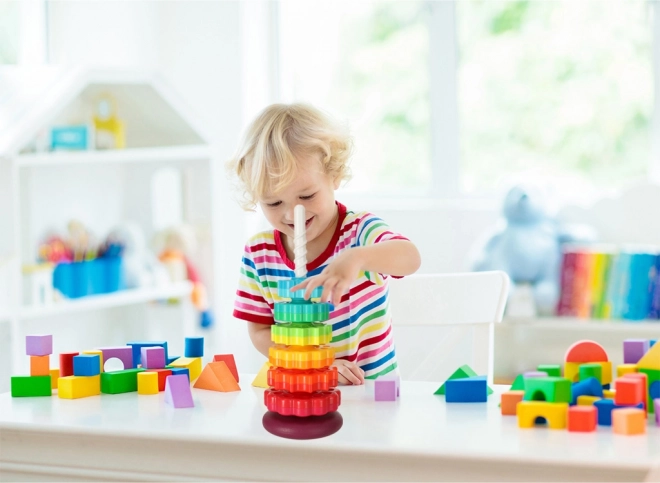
{"left": 233, "top": 202, "right": 407, "bottom": 379}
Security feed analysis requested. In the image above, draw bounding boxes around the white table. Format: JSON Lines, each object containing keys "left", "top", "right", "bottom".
{"left": 1, "top": 378, "right": 659, "bottom": 482}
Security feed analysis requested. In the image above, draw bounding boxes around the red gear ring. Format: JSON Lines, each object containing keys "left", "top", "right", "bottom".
{"left": 264, "top": 389, "right": 341, "bottom": 417}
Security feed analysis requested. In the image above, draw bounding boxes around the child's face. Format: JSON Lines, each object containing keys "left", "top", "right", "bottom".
{"left": 258, "top": 157, "right": 340, "bottom": 245}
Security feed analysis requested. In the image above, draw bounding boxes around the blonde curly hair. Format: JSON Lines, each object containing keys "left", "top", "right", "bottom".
{"left": 227, "top": 103, "right": 353, "bottom": 211}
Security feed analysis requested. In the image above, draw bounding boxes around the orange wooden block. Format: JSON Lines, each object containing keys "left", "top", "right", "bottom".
{"left": 612, "top": 408, "right": 646, "bottom": 435}
{"left": 30, "top": 355, "right": 50, "bottom": 376}
{"left": 193, "top": 361, "right": 240, "bottom": 392}
{"left": 565, "top": 340, "right": 608, "bottom": 363}
{"left": 567, "top": 405, "right": 597, "bottom": 432}
{"left": 213, "top": 354, "right": 239, "bottom": 383}
{"left": 49, "top": 368, "right": 59, "bottom": 389}
{"left": 501, "top": 390, "right": 524, "bottom": 416}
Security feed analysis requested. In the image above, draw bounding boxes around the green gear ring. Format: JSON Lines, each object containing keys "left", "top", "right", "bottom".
{"left": 277, "top": 277, "right": 323, "bottom": 300}
{"left": 274, "top": 301, "right": 330, "bottom": 322}
{"left": 271, "top": 323, "right": 333, "bottom": 345}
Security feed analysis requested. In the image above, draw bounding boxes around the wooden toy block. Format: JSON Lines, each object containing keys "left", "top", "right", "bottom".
{"left": 138, "top": 371, "right": 159, "bottom": 395}
{"left": 73, "top": 354, "right": 101, "bottom": 376}
{"left": 612, "top": 408, "right": 646, "bottom": 435}
{"left": 375, "top": 380, "right": 397, "bottom": 401}
{"left": 379, "top": 373, "right": 400, "bottom": 397}
{"left": 577, "top": 395, "right": 601, "bottom": 406}
{"left": 99, "top": 346, "right": 133, "bottom": 371}
{"left": 517, "top": 401, "right": 568, "bottom": 429}
{"left": 501, "top": 390, "right": 524, "bottom": 415}
{"left": 617, "top": 363, "right": 638, "bottom": 377}
{"left": 446, "top": 376, "right": 487, "bottom": 403}
{"left": 101, "top": 368, "right": 144, "bottom": 394}
{"left": 213, "top": 354, "right": 239, "bottom": 382}
{"left": 127, "top": 341, "right": 169, "bottom": 368}
{"left": 11, "top": 375, "right": 52, "bottom": 397}
{"left": 145, "top": 369, "right": 173, "bottom": 391}
{"left": 615, "top": 377, "right": 645, "bottom": 407}
{"left": 169, "top": 367, "right": 190, "bottom": 381}
{"left": 58, "top": 375, "right": 101, "bottom": 399}
{"left": 566, "top": 361, "right": 612, "bottom": 385}
{"left": 571, "top": 377, "right": 603, "bottom": 405}
{"left": 30, "top": 355, "right": 50, "bottom": 376}
{"left": 593, "top": 398, "right": 643, "bottom": 426}
{"left": 655, "top": 399, "right": 660, "bottom": 426}
{"left": 167, "top": 355, "right": 180, "bottom": 365}
{"left": 434, "top": 364, "right": 493, "bottom": 395}
{"left": 567, "top": 405, "right": 597, "bottom": 432}
{"left": 623, "top": 339, "right": 650, "bottom": 364}
{"left": 82, "top": 350, "right": 104, "bottom": 373}
{"left": 636, "top": 341, "right": 660, "bottom": 370}
{"left": 26, "top": 334, "right": 52, "bottom": 356}
{"left": 565, "top": 340, "right": 608, "bottom": 364}
{"left": 578, "top": 363, "right": 602, "bottom": 383}
{"left": 537, "top": 365, "right": 561, "bottom": 377}
{"left": 524, "top": 377, "right": 572, "bottom": 404}
{"left": 50, "top": 368, "right": 59, "bottom": 389}
{"left": 168, "top": 356, "right": 202, "bottom": 381}
{"left": 194, "top": 361, "right": 240, "bottom": 392}
{"left": 524, "top": 371, "right": 547, "bottom": 378}
{"left": 622, "top": 372, "right": 649, "bottom": 411}
{"left": 184, "top": 337, "right": 204, "bottom": 358}
{"left": 603, "top": 389, "right": 616, "bottom": 399}
{"left": 164, "top": 374, "right": 194, "bottom": 408}
{"left": 650, "top": 381, "right": 660, "bottom": 400}
{"left": 59, "top": 352, "right": 79, "bottom": 377}
{"left": 594, "top": 361, "right": 613, "bottom": 385}
{"left": 252, "top": 361, "right": 271, "bottom": 388}
{"left": 141, "top": 346, "right": 166, "bottom": 369}
{"left": 510, "top": 374, "right": 525, "bottom": 391}
{"left": 638, "top": 368, "right": 660, "bottom": 413}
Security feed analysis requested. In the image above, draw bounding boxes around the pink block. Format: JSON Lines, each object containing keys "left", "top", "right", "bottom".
{"left": 524, "top": 371, "right": 547, "bottom": 378}
{"left": 375, "top": 380, "right": 397, "bottom": 401}
{"left": 141, "top": 346, "right": 165, "bottom": 369}
{"left": 164, "top": 374, "right": 194, "bottom": 408}
{"left": 26, "top": 335, "right": 52, "bottom": 356}
{"left": 99, "top": 347, "right": 133, "bottom": 370}
{"left": 379, "top": 373, "right": 401, "bottom": 396}
{"left": 655, "top": 399, "right": 660, "bottom": 426}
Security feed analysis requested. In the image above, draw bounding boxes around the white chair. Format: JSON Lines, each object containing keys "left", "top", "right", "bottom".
{"left": 388, "top": 271, "right": 510, "bottom": 385}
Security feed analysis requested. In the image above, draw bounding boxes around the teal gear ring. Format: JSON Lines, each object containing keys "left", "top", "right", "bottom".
{"left": 277, "top": 277, "right": 323, "bottom": 300}
{"left": 274, "top": 301, "right": 330, "bottom": 323}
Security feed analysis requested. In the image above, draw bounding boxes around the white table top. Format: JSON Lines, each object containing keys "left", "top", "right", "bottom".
{"left": 1, "top": 378, "right": 659, "bottom": 482}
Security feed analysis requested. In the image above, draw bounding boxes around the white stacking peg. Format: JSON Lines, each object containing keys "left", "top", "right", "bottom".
{"left": 294, "top": 204, "right": 307, "bottom": 278}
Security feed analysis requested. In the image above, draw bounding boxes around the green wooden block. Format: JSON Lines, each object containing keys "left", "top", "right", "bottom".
{"left": 11, "top": 375, "right": 52, "bottom": 397}
{"left": 579, "top": 363, "right": 602, "bottom": 383}
{"left": 537, "top": 364, "right": 561, "bottom": 378}
{"left": 523, "top": 377, "right": 572, "bottom": 403}
{"left": 434, "top": 364, "right": 493, "bottom": 395}
{"left": 274, "top": 301, "right": 330, "bottom": 323}
{"left": 510, "top": 374, "right": 525, "bottom": 391}
{"left": 639, "top": 368, "right": 660, "bottom": 414}
{"left": 101, "top": 368, "right": 144, "bottom": 394}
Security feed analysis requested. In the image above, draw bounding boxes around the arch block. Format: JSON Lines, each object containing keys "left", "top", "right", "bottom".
{"left": 523, "top": 377, "right": 572, "bottom": 404}
{"left": 517, "top": 401, "right": 568, "bottom": 429}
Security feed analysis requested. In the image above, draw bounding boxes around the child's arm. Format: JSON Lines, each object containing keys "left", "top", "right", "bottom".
{"left": 293, "top": 239, "right": 421, "bottom": 306}
{"left": 248, "top": 322, "right": 274, "bottom": 358}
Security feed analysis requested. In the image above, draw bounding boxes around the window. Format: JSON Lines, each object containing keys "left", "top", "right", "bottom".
{"left": 0, "top": 1, "right": 19, "bottom": 64}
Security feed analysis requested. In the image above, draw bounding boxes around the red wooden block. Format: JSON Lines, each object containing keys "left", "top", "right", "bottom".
{"left": 59, "top": 352, "right": 79, "bottom": 377}
{"left": 623, "top": 372, "right": 648, "bottom": 411}
{"left": 146, "top": 369, "right": 173, "bottom": 391}
{"left": 567, "top": 405, "right": 597, "bottom": 432}
{"left": 565, "top": 340, "right": 609, "bottom": 363}
{"left": 213, "top": 354, "right": 239, "bottom": 383}
{"left": 615, "top": 377, "right": 645, "bottom": 407}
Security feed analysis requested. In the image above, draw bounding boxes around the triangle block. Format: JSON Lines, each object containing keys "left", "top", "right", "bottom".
{"left": 164, "top": 374, "right": 194, "bottom": 408}
{"left": 510, "top": 374, "right": 525, "bottom": 391}
{"left": 252, "top": 361, "right": 271, "bottom": 388}
{"left": 433, "top": 364, "right": 493, "bottom": 395}
{"left": 637, "top": 342, "right": 660, "bottom": 370}
{"left": 213, "top": 354, "right": 239, "bottom": 383}
{"left": 193, "top": 362, "right": 240, "bottom": 392}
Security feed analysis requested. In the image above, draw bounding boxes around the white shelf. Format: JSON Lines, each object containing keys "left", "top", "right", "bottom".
{"left": 504, "top": 316, "right": 659, "bottom": 333}
{"left": 16, "top": 144, "right": 211, "bottom": 167}
{"left": 19, "top": 281, "right": 193, "bottom": 320}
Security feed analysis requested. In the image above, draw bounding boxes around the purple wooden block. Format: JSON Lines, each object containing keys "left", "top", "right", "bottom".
{"left": 375, "top": 380, "right": 397, "bottom": 401}
{"left": 99, "top": 347, "right": 133, "bottom": 371}
{"left": 26, "top": 335, "right": 52, "bottom": 356}
{"left": 141, "top": 346, "right": 165, "bottom": 369}
{"left": 379, "top": 373, "right": 400, "bottom": 396}
{"left": 164, "top": 374, "right": 194, "bottom": 408}
{"left": 655, "top": 399, "right": 660, "bottom": 426}
{"left": 523, "top": 371, "right": 547, "bottom": 378}
{"left": 623, "top": 339, "right": 649, "bottom": 364}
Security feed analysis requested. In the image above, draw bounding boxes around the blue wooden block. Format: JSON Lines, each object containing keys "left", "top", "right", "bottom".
{"left": 445, "top": 376, "right": 487, "bottom": 403}
{"left": 167, "top": 355, "right": 180, "bottom": 365}
{"left": 127, "top": 341, "right": 169, "bottom": 368}
{"left": 594, "top": 398, "right": 643, "bottom": 426}
{"left": 73, "top": 354, "right": 100, "bottom": 376}
{"left": 650, "top": 380, "right": 660, "bottom": 400}
{"left": 571, "top": 377, "right": 603, "bottom": 405}
{"left": 169, "top": 367, "right": 190, "bottom": 381}
{"left": 184, "top": 337, "right": 204, "bottom": 358}
{"left": 651, "top": 339, "right": 657, "bottom": 348}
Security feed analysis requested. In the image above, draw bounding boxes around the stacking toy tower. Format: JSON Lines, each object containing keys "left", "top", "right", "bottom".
{"left": 264, "top": 205, "right": 341, "bottom": 417}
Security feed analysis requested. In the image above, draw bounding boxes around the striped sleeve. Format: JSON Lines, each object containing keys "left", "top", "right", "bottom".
{"left": 355, "top": 213, "right": 409, "bottom": 284}
{"left": 233, "top": 243, "right": 274, "bottom": 325}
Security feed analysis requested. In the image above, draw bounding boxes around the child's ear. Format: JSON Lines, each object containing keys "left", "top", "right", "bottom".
{"left": 333, "top": 176, "right": 341, "bottom": 190}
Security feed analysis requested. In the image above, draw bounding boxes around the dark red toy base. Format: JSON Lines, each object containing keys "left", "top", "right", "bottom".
{"left": 262, "top": 410, "right": 343, "bottom": 440}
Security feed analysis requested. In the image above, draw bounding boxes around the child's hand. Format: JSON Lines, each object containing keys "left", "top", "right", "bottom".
{"left": 292, "top": 248, "right": 363, "bottom": 306}
{"left": 333, "top": 359, "right": 365, "bottom": 385}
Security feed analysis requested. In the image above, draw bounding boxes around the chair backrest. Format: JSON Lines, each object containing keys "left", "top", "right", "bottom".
{"left": 388, "top": 271, "right": 510, "bottom": 384}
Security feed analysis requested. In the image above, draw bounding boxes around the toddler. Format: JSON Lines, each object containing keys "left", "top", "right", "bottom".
{"left": 228, "top": 103, "right": 421, "bottom": 385}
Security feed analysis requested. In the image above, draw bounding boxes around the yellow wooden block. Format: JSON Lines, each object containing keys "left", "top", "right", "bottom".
{"left": 30, "top": 355, "right": 50, "bottom": 376}
{"left": 251, "top": 361, "right": 271, "bottom": 388}
{"left": 593, "top": 361, "right": 612, "bottom": 385}
{"left": 564, "top": 362, "right": 581, "bottom": 382}
{"left": 517, "top": 401, "right": 568, "bottom": 429}
{"left": 83, "top": 350, "right": 104, "bottom": 373}
{"left": 58, "top": 375, "right": 101, "bottom": 399}
{"left": 50, "top": 368, "right": 59, "bottom": 389}
{"left": 169, "top": 357, "right": 202, "bottom": 381}
{"left": 637, "top": 342, "right": 660, "bottom": 370}
{"left": 137, "top": 371, "right": 159, "bottom": 395}
{"left": 564, "top": 361, "right": 611, "bottom": 385}
{"left": 603, "top": 389, "right": 616, "bottom": 399}
{"left": 577, "top": 395, "right": 601, "bottom": 406}
{"left": 617, "top": 364, "right": 638, "bottom": 377}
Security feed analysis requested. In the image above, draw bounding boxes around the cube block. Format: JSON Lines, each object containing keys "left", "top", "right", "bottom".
{"left": 524, "top": 377, "right": 572, "bottom": 404}
{"left": 58, "top": 375, "right": 101, "bottom": 399}
{"left": 375, "top": 380, "right": 397, "bottom": 401}
{"left": 127, "top": 341, "right": 168, "bottom": 368}
{"left": 567, "top": 405, "right": 597, "bottom": 432}
{"left": 26, "top": 334, "right": 52, "bottom": 356}
{"left": 501, "top": 390, "right": 524, "bottom": 415}
{"left": 138, "top": 371, "right": 159, "bottom": 395}
{"left": 73, "top": 354, "right": 101, "bottom": 376}
{"left": 141, "top": 346, "right": 165, "bottom": 369}
{"left": 594, "top": 398, "right": 643, "bottom": 426}
{"left": 615, "top": 377, "right": 645, "bottom": 406}
{"left": 30, "top": 355, "right": 50, "bottom": 376}
{"left": 11, "top": 375, "right": 52, "bottom": 397}
{"left": 578, "top": 363, "right": 602, "bottom": 383}
{"left": 82, "top": 350, "right": 104, "bottom": 373}
{"left": 612, "top": 408, "right": 646, "bottom": 435}
{"left": 623, "top": 339, "right": 649, "bottom": 364}
{"left": 59, "top": 352, "right": 79, "bottom": 377}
